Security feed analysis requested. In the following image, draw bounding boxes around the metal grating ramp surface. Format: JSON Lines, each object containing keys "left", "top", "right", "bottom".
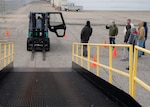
{"left": 0, "top": 68, "right": 118, "bottom": 107}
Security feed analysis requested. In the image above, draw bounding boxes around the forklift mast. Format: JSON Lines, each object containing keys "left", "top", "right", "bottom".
{"left": 29, "top": 12, "right": 66, "bottom": 37}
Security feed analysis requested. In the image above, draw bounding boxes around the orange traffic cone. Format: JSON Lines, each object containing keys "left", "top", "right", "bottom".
{"left": 102, "top": 40, "right": 107, "bottom": 48}
{"left": 91, "top": 55, "right": 97, "bottom": 68}
{"left": 64, "top": 33, "right": 67, "bottom": 38}
{"left": 112, "top": 47, "right": 117, "bottom": 57}
{"left": 5, "top": 28, "right": 10, "bottom": 37}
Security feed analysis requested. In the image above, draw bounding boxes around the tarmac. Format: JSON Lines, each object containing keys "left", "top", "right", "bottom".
{"left": 0, "top": 1, "right": 150, "bottom": 107}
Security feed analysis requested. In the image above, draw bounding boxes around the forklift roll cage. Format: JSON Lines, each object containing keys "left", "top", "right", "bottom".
{"left": 27, "top": 12, "right": 66, "bottom": 61}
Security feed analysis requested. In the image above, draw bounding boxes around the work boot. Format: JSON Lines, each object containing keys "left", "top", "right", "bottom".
{"left": 142, "top": 52, "right": 145, "bottom": 55}
{"left": 126, "top": 66, "right": 129, "bottom": 70}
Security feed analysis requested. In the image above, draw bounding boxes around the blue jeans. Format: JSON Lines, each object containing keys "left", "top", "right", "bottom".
{"left": 109, "top": 37, "right": 115, "bottom": 44}
{"left": 137, "top": 40, "right": 144, "bottom": 57}
{"left": 142, "top": 38, "right": 147, "bottom": 55}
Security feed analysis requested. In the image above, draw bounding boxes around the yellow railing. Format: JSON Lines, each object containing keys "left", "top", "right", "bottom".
{"left": 132, "top": 46, "right": 150, "bottom": 98}
{"left": 0, "top": 42, "right": 14, "bottom": 70}
{"left": 72, "top": 43, "right": 150, "bottom": 99}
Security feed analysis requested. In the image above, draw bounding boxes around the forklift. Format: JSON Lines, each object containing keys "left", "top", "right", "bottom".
{"left": 27, "top": 12, "right": 66, "bottom": 61}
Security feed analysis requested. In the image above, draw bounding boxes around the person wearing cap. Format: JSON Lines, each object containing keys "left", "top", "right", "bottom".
{"left": 137, "top": 21, "right": 145, "bottom": 57}
{"left": 126, "top": 27, "right": 138, "bottom": 70}
{"left": 106, "top": 21, "right": 118, "bottom": 44}
{"left": 81, "top": 21, "right": 93, "bottom": 57}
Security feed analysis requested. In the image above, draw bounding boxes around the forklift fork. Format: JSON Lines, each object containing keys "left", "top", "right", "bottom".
{"left": 31, "top": 46, "right": 35, "bottom": 61}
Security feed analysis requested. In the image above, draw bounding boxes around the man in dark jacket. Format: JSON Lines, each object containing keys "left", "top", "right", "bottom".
{"left": 124, "top": 24, "right": 131, "bottom": 43}
{"left": 106, "top": 21, "right": 118, "bottom": 44}
{"left": 121, "top": 24, "right": 131, "bottom": 61}
{"left": 81, "top": 21, "right": 93, "bottom": 57}
{"left": 142, "top": 22, "right": 148, "bottom": 55}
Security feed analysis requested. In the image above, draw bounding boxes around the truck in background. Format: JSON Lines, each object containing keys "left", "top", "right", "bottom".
{"left": 64, "top": 3, "right": 83, "bottom": 11}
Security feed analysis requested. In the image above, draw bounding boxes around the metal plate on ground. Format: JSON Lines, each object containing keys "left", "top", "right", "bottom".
{"left": 0, "top": 68, "right": 118, "bottom": 107}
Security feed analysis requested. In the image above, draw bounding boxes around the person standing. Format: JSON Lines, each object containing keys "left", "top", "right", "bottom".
{"left": 121, "top": 24, "right": 131, "bottom": 60}
{"left": 123, "top": 19, "right": 134, "bottom": 43}
{"left": 126, "top": 28, "right": 138, "bottom": 70}
{"left": 81, "top": 21, "right": 93, "bottom": 57}
{"left": 123, "top": 19, "right": 134, "bottom": 37}
{"left": 142, "top": 22, "right": 148, "bottom": 55}
{"left": 128, "top": 28, "right": 138, "bottom": 51}
{"left": 106, "top": 21, "right": 118, "bottom": 44}
{"left": 122, "top": 19, "right": 135, "bottom": 61}
{"left": 137, "top": 21, "right": 145, "bottom": 57}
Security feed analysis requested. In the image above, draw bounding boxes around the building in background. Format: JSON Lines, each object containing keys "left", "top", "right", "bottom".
{"left": 52, "top": 0, "right": 150, "bottom": 11}
{"left": 51, "top": 0, "right": 67, "bottom": 10}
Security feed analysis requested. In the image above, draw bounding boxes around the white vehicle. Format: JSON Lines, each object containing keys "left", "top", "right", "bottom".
{"left": 46, "top": 0, "right": 50, "bottom": 2}
{"left": 64, "top": 3, "right": 83, "bottom": 11}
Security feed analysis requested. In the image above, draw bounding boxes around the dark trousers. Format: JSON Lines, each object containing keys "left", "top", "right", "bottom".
{"left": 142, "top": 38, "right": 147, "bottom": 55}
{"left": 81, "top": 40, "right": 88, "bottom": 57}
{"left": 109, "top": 37, "right": 116, "bottom": 44}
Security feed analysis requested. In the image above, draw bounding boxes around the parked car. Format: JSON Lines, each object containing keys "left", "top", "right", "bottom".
{"left": 64, "top": 3, "right": 83, "bottom": 11}
{"left": 46, "top": 0, "right": 50, "bottom": 2}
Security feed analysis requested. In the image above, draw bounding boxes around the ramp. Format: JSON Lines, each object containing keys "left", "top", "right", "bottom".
{"left": 0, "top": 67, "right": 118, "bottom": 107}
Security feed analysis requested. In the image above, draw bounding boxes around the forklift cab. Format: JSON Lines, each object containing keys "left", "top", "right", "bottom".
{"left": 27, "top": 12, "right": 66, "bottom": 51}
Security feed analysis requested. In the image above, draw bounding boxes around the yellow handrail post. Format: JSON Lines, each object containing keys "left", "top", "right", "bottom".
{"left": 96, "top": 45, "right": 100, "bottom": 76}
{"left": 12, "top": 43, "right": 14, "bottom": 61}
{"left": 81, "top": 44, "right": 83, "bottom": 67}
{"left": 4, "top": 43, "right": 7, "bottom": 67}
{"left": 87, "top": 44, "right": 90, "bottom": 71}
{"left": 8, "top": 43, "right": 11, "bottom": 64}
{"left": 109, "top": 46, "right": 113, "bottom": 84}
{"left": 132, "top": 47, "right": 138, "bottom": 98}
{"left": 0, "top": 43, "right": 1, "bottom": 70}
{"left": 72, "top": 44, "right": 74, "bottom": 62}
{"left": 76, "top": 44, "right": 78, "bottom": 64}
{"left": 129, "top": 45, "right": 133, "bottom": 96}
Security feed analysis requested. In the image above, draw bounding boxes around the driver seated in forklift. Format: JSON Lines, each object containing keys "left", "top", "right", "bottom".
{"left": 36, "top": 16, "right": 42, "bottom": 30}
{"left": 36, "top": 16, "right": 42, "bottom": 36}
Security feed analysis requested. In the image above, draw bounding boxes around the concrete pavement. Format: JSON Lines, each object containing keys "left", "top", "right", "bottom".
{"left": 0, "top": 1, "right": 150, "bottom": 106}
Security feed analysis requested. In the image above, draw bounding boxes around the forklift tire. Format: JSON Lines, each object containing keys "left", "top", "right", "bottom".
{"left": 65, "top": 9, "right": 69, "bottom": 11}
{"left": 46, "top": 38, "right": 50, "bottom": 51}
{"left": 27, "top": 38, "right": 32, "bottom": 51}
